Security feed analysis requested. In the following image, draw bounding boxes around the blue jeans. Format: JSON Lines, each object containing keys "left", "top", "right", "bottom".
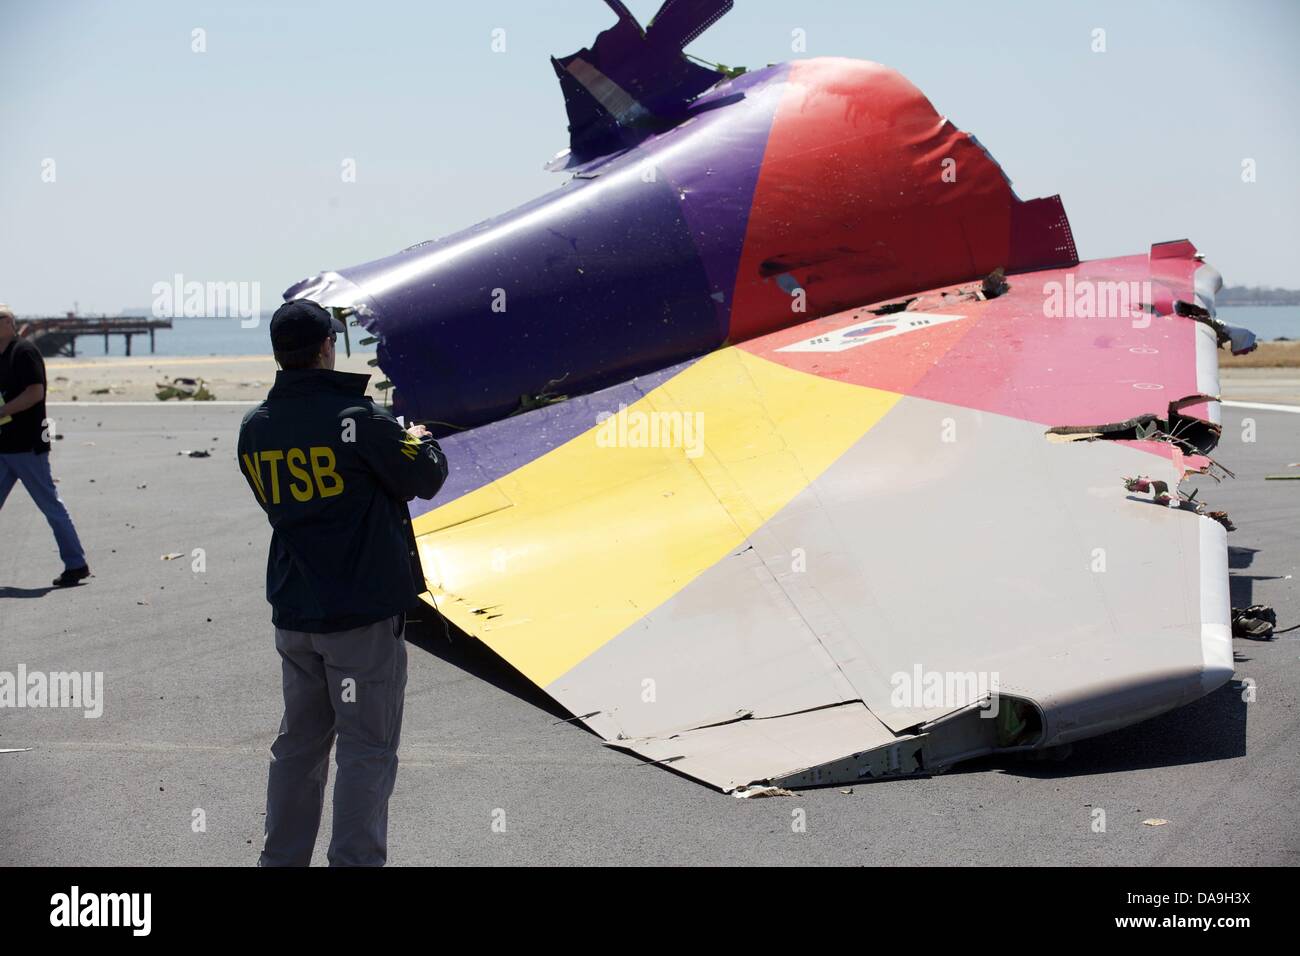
{"left": 0, "top": 451, "right": 87, "bottom": 570}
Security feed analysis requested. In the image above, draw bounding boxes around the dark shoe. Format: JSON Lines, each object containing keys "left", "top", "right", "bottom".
{"left": 52, "top": 566, "right": 91, "bottom": 587}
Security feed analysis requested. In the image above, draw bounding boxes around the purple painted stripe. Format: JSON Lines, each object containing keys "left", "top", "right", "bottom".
{"left": 667, "top": 64, "right": 790, "bottom": 339}
{"left": 296, "top": 65, "right": 790, "bottom": 436}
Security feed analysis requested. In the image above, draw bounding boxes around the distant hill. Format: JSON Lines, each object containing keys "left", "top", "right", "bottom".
{"left": 1217, "top": 286, "right": 1300, "bottom": 306}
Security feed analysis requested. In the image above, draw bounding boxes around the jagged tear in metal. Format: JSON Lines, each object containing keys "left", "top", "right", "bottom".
{"left": 285, "top": 1, "right": 1254, "bottom": 792}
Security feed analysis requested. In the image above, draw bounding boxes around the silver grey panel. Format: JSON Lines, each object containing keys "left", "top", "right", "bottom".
{"left": 559, "top": 395, "right": 1231, "bottom": 788}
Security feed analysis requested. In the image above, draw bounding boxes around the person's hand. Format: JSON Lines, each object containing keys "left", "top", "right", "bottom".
{"left": 405, "top": 423, "right": 431, "bottom": 440}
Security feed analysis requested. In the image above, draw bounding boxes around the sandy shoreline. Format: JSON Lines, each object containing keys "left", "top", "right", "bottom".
{"left": 42, "top": 348, "right": 1298, "bottom": 407}
{"left": 44, "top": 351, "right": 388, "bottom": 404}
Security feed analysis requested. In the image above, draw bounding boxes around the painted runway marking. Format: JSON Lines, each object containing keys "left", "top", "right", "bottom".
{"left": 47, "top": 400, "right": 259, "bottom": 407}
{"left": 46, "top": 356, "right": 282, "bottom": 370}
{"left": 1221, "top": 400, "right": 1300, "bottom": 414}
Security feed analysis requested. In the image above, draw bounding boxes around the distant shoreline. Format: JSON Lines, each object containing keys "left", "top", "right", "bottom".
{"left": 1219, "top": 300, "right": 1300, "bottom": 307}
{"left": 41, "top": 344, "right": 1297, "bottom": 407}
{"left": 1217, "top": 289, "right": 1300, "bottom": 306}
{"left": 43, "top": 352, "right": 389, "bottom": 404}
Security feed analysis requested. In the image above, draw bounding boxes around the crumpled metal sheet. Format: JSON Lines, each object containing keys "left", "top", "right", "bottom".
{"left": 608, "top": 702, "right": 899, "bottom": 794}
{"left": 280, "top": 12, "right": 1242, "bottom": 790}
{"left": 413, "top": 246, "right": 1237, "bottom": 790}
{"left": 284, "top": 56, "right": 1076, "bottom": 434}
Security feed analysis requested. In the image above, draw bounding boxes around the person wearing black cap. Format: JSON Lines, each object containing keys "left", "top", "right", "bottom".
{"left": 238, "top": 298, "right": 448, "bottom": 867}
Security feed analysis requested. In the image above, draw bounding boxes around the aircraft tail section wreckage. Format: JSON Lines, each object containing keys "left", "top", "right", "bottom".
{"left": 285, "top": 1, "right": 1259, "bottom": 793}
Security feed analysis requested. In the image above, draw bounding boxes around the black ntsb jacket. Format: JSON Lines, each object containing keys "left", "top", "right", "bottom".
{"left": 237, "top": 369, "right": 448, "bottom": 633}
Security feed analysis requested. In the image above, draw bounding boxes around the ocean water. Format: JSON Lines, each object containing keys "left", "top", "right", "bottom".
{"left": 1215, "top": 306, "right": 1300, "bottom": 341}
{"left": 60, "top": 306, "right": 1300, "bottom": 358}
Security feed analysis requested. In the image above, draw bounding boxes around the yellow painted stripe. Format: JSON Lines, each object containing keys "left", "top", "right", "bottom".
{"left": 414, "top": 348, "right": 901, "bottom": 687}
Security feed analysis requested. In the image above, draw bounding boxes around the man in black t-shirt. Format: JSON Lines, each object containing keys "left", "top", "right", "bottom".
{"left": 0, "top": 304, "right": 90, "bottom": 587}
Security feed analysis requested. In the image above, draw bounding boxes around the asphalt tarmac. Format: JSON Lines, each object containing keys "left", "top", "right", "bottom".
{"left": 1, "top": 402, "right": 1296, "bottom": 866}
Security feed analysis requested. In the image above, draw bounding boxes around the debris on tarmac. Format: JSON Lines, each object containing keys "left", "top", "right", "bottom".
{"left": 156, "top": 377, "right": 216, "bottom": 401}
{"left": 1232, "top": 605, "right": 1278, "bottom": 639}
{"left": 733, "top": 786, "right": 795, "bottom": 799}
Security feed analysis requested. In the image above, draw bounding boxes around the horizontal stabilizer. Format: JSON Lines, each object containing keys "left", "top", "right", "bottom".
{"left": 552, "top": 0, "right": 732, "bottom": 161}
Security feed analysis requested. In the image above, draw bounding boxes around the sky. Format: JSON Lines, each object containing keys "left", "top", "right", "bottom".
{"left": 1, "top": 0, "right": 1298, "bottom": 315}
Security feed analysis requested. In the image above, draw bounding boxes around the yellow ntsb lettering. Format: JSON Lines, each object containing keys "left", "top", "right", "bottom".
{"left": 286, "top": 448, "right": 314, "bottom": 503}
{"left": 244, "top": 446, "right": 346, "bottom": 504}
{"left": 259, "top": 450, "right": 285, "bottom": 504}
{"left": 241, "top": 453, "right": 268, "bottom": 504}
{"left": 310, "top": 446, "right": 344, "bottom": 498}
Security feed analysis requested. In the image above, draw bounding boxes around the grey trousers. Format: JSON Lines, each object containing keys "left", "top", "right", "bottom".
{"left": 260, "top": 613, "right": 407, "bottom": 867}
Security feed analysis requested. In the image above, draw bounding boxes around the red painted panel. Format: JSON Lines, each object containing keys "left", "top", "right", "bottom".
{"left": 729, "top": 58, "right": 1075, "bottom": 344}
{"left": 742, "top": 248, "right": 1209, "bottom": 433}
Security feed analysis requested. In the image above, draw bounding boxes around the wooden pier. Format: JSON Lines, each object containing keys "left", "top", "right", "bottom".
{"left": 19, "top": 314, "right": 174, "bottom": 358}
